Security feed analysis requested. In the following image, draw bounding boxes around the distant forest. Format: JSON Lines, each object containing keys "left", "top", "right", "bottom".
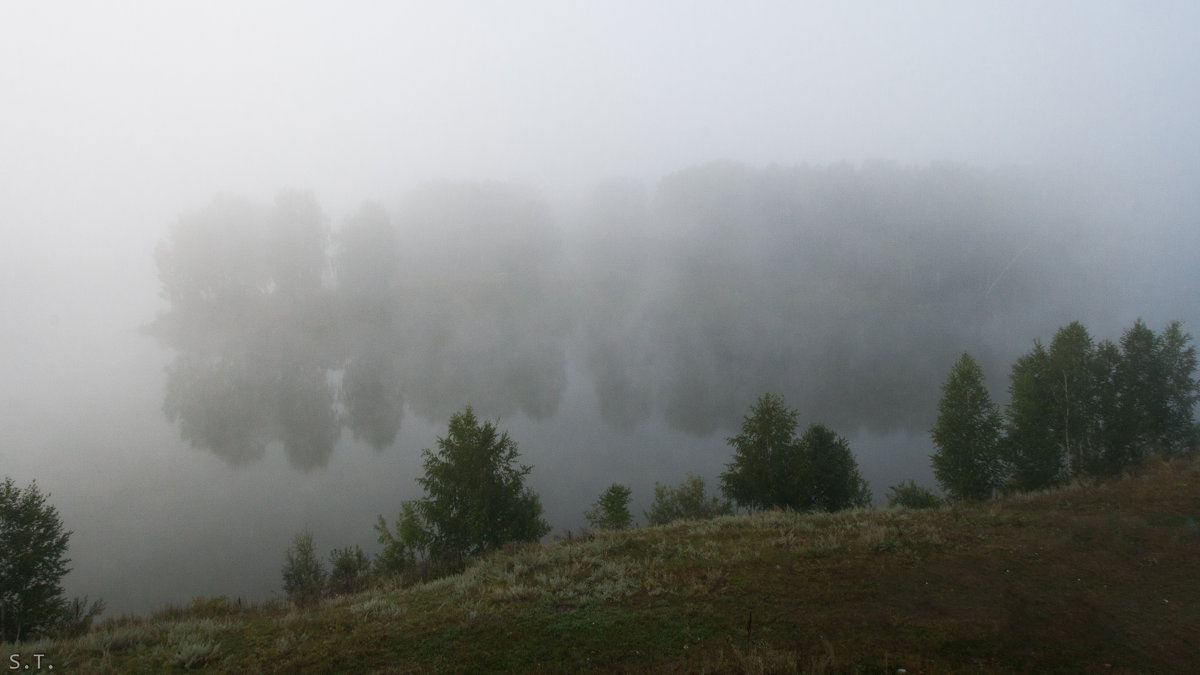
{"left": 146, "top": 162, "right": 1142, "bottom": 469}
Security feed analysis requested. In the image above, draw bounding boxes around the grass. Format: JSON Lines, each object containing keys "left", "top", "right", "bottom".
{"left": 5, "top": 454, "right": 1199, "bottom": 673}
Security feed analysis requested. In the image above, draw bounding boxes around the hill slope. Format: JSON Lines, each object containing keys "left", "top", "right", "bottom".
{"left": 13, "top": 456, "right": 1200, "bottom": 673}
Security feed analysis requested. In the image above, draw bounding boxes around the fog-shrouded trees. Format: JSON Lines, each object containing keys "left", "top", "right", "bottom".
{"left": 151, "top": 185, "right": 572, "bottom": 469}
{"left": 584, "top": 484, "right": 634, "bottom": 530}
{"left": 0, "top": 478, "right": 72, "bottom": 642}
{"left": 721, "top": 394, "right": 871, "bottom": 513}
{"left": 375, "top": 407, "right": 550, "bottom": 574}
{"left": 151, "top": 191, "right": 341, "bottom": 470}
{"left": 931, "top": 354, "right": 1005, "bottom": 501}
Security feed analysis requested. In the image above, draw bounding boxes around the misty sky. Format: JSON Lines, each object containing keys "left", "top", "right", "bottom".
{"left": 2, "top": 2, "right": 1198, "bottom": 615}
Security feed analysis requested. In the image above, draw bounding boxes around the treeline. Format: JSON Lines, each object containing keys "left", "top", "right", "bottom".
{"left": 931, "top": 319, "right": 1199, "bottom": 500}
{"left": 148, "top": 162, "right": 1111, "bottom": 469}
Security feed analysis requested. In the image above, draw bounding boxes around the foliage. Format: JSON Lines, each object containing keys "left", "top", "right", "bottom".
{"left": 0, "top": 477, "right": 74, "bottom": 642}
{"left": 584, "top": 484, "right": 634, "bottom": 530}
{"left": 374, "top": 503, "right": 421, "bottom": 577}
{"left": 886, "top": 480, "right": 942, "bottom": 509}
{"left": 281, "top": 532, "right": 326, "bottom": 607}
{"left": 53, "top": 595, "right": 105, "bottom": 638}
{"left": 1156, "top": 320, "right": 1200, "bottom": 454}
{"left": 721, "top": 393, "right": 806, "bottom": 511}
{"left": 930, "top": 353, "right": 1005, "bottom": 501}
{"left": 799, "top": 424, "right": 872, "bottom": 511}
{"left": 328, "top": 545, "right": 372, "bottom": 596}
{"left": 721, "top": 395, "right": 871, "bottom": 512}
{"left": 1004, "top": 340, "right": 1063, "bottom": 491}
{"left": 645, "top": 474, "right": 732, "bottom": 525}
{"left": 378, "top": 406, "right": 551, "bottom": 571}
{"left": 1005, "top": 319, "right": 1200, "bottom": 482}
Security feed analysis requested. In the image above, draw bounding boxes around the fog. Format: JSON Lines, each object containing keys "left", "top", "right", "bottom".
{"left": 2, "top": 2, "right": 1198, "bottom": 615}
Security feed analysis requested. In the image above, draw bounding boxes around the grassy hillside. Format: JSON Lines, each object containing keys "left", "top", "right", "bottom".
{"left": 8, "top": 455, "right": 1199, "bottom": 673}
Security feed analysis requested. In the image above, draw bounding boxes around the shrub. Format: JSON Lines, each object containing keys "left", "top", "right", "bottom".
{"left": 281, "top": 531, "right": 326, "bottom": 606}
{"left": 886, "top": 480, "right": 942, "bottom": 509}
{"left": 328, "top": 545, "right": 372, "bottom": 596}
{"left": 645, "top": 474, "right": 732, "bottom": 525}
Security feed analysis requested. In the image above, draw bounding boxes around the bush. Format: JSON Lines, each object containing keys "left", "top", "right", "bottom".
{"left": 328, "top": 545, "right": 372, "bottom": 596}
{"left": 886, "top": 480, "right": 942, "bottom": 509}
{"left": 281, "top": 531, "right": 326, "bottom": 606}
{"left": 645, "top": 474, "right": 732, "bottom": 525}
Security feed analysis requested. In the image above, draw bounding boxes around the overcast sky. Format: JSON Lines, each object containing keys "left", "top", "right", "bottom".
{"left": 2, "top": 2, "right": 1198, "bottom": 615}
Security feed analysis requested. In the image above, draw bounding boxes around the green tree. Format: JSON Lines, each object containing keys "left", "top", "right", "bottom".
{"left": 931, "top": 353, "right": 1005, "bottom": 501}
{"left": 645, "top": 474, "right": 732, "bottom": 525}
{"left": 328, "top": 545, "right": 372, "bottom": 596}
{"left": 374, "top": 501, "right": 422, "bottom": 577}
{"left": 377, "top": 407, "right": 551, "bottom": 570}
{"left": 721, "top": 393, "right": 806, "bottom": 511}
{"left": 281, "top": 531, "right": 326, "bottom": 607}
{"left": 1156, "top": 320, "right": 1200, "bottom": 455}
{"left": 1117, "top": 319, "right": 1165, "bottom": 462}
{"left": 0, "top": 477, "right": 73, "bottom": 642}
{"left": 1004, "top": 341, "right": 1064, "bottom": 490}
{"left": 886, "top": 480, "right": 942, "bottom": 509}
{"left": 584, "top": 484, "right": 634, "bottom": 530}
{"left": 1046, "top": 321, "right": 1099, "bottom": 474}
{"left": 799, "top": 423, "right": 872, "bottom": 511}
{"left": 1090, "top": 338, "right": 1131, "bottom": 473}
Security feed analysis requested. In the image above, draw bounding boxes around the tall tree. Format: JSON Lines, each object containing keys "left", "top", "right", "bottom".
{"left": 1046, "top": 321, "right": 1098, "bottom": 474}
{"left": 931, "top": 353, "right": 1005, "bottom": 501}
{"left": 1005, "top": 341, "right": 1063, "bottom": 490}
{"left": 377, "top": 407, "right": 550, "bottom": 570}
{"left": 1156, "top": 321, "right": 1200, "bottom": 455}
{"left": 721, "top": 393, "right": 805, "bottom": 511}
{"left": 1117, "top": 320, "right": 1164, "bottom": 460}
{"left": 0, "top": 478, "right": 72, "bottom": 642}
{"left": 1089, "top": 339, "right": 1131, "bottom": 474}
